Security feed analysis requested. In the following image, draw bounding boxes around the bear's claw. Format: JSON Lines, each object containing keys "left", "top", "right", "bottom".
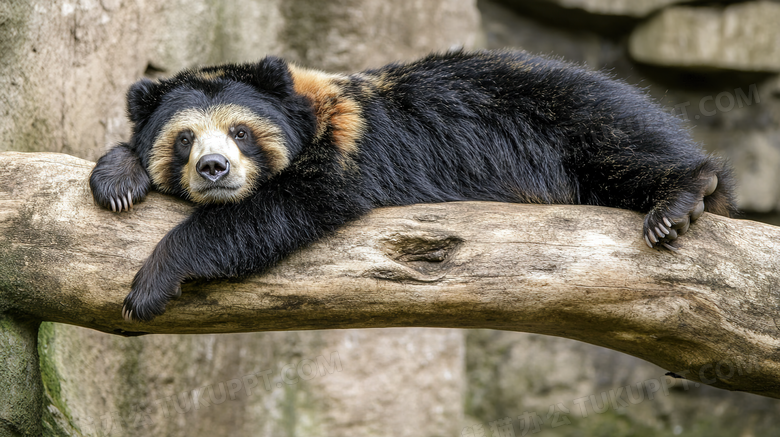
{"left": 643, "top": 174, "right": 718, "bottom": 251}
{"left": 108, "top": 191, "right": 134, "bottom": 212}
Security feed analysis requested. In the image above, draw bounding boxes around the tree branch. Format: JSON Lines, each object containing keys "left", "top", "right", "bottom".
{"left": 2, "top": 152, "right": 780, "bottom": 398}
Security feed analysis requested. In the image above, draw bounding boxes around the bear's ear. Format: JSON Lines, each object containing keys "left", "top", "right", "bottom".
{"left": 126, "top": 78, "right": 162, "bottom": 127}
{"left": 244, "top": 56, "right": 296, "bottom": 99}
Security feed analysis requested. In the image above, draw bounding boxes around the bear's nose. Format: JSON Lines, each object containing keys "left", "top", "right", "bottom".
{"left": 196, "top": 154, "right": 230, "bottom": 182}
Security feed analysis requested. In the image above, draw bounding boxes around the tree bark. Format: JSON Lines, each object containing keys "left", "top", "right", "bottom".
{"left": 2, "top": 152, "right": 780, "bottom": 398}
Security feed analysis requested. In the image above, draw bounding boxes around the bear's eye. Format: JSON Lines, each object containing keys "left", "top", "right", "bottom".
{"left": 234, "top": 129, "right": 247, "bottom": 140}
{"left": 177, "top": 132, "right": 193, "bottom": 148}
{"left": 175, "top": 132, "right": 193, "bottom": 158}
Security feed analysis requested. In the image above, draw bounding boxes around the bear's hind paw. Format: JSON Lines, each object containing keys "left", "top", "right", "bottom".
{"left": 643, "top": 214, "right": 687, "bottom": 251}
{"left": 643, "top": 174, "right": 719, "bottom": 251}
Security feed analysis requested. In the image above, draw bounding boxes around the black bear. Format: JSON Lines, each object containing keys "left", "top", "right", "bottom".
{"left": 90, "top": 50, "right": 735, "bottom": 322}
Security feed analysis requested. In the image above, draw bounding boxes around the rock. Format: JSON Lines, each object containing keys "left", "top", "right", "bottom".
{"left": 464, "top": 331, "right": 780, "bottom": 437}
{"left": 40, "top": 323, "right": 465, "bottom": 437}
{"left": 0, "top": 316, "right": 41, "bottom": 437}
{"left": 697, "top": 129, "right": 780, "bottom": 213}
{"left": 0, "top": 1, "right": 149, "bottom": 162}
{"left": 480, "top": 0, "right": 610, "bottom": 66}
{"left": 0, "top": 0, "right": 478, "bottom": 161}
{"left": 512, "top": 0, "right": 690, "bottom": 18}
{"left": 491, "top": 0, "right": 697, "bottom": 35}
{"left": 479, "top": 0, "right": 631, "bottom": 68}
{"left": 629, "top": 2, "right": 780, "bottom": 72}
{"left": 278, "top": 0, "right": 480, "bottom": 72}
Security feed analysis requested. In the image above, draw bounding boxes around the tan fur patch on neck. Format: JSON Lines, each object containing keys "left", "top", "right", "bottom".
{"left": 287, "top": 64, "right": 365, "bottom": 156}
{"left": 148, "top": 104, "right": 289, "bottom": 194}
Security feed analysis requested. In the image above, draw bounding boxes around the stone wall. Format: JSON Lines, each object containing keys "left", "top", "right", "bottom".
{"left": 40, "top": 324, "right": 465, "bottom": 437}
{"left": 0, "top": 0, "right": 478, "bottom": 161}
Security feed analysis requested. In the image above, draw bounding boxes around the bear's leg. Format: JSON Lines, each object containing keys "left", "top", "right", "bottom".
{"left": 122, "top": 171, "right": 370, "bottom": 322}
{"left": 122, "top": 209, "right": 280, "bottom": 322}
{"left": 90, "top": 142, "right": 151, "bottom": 212}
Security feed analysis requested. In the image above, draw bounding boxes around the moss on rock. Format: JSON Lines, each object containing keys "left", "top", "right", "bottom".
{"left": 0, "top": 314, "right": 42, "bottom": 437}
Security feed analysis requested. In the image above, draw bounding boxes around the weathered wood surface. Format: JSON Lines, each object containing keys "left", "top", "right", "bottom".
{"left": 1, "top": 152, "right": 780, "bottom": 397}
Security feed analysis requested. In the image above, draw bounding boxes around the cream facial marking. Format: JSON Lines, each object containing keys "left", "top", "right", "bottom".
{"left": 148, "top": 104, "right": 290, "bottom": 204}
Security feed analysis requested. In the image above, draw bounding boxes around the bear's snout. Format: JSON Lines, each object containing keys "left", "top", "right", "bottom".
{"left": 196, "top": 154, "right": 230, "bottom": 182}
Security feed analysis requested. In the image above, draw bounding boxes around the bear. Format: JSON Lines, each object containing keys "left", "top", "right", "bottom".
{"left": 89, "top": 49, "right": 736, "bottom": 322}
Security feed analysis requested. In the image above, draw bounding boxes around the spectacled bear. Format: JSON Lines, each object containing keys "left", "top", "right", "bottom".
{"left": 90, "top": 50, "right": 736, "bottom": 322}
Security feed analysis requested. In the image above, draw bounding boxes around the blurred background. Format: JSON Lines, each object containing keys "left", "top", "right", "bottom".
{"left": 2, "top": 0, "right": 779, "bottom": 435}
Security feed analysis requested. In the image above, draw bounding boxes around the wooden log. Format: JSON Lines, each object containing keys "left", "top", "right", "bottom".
{"left": 2, "top": 152, "right": 780, "bottom": 398}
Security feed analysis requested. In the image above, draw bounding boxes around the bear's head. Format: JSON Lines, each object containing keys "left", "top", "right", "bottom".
{"left": 91, "top": 57, "right": 317, "bottom": 209}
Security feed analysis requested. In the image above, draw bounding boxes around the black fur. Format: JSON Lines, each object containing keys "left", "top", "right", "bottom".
{"left": 90, "top": 50, "right": 736, "bottom": 321}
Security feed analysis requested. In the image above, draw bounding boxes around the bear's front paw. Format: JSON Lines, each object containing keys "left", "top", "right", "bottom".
{"left": 122, "top": 267, "right": 182, "bottom": 322}
{"left": 90, "top": 143, "right": 151, "bottom": 212}
{"left": 93, "top": 185, "right": 147, "bottom": 213}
